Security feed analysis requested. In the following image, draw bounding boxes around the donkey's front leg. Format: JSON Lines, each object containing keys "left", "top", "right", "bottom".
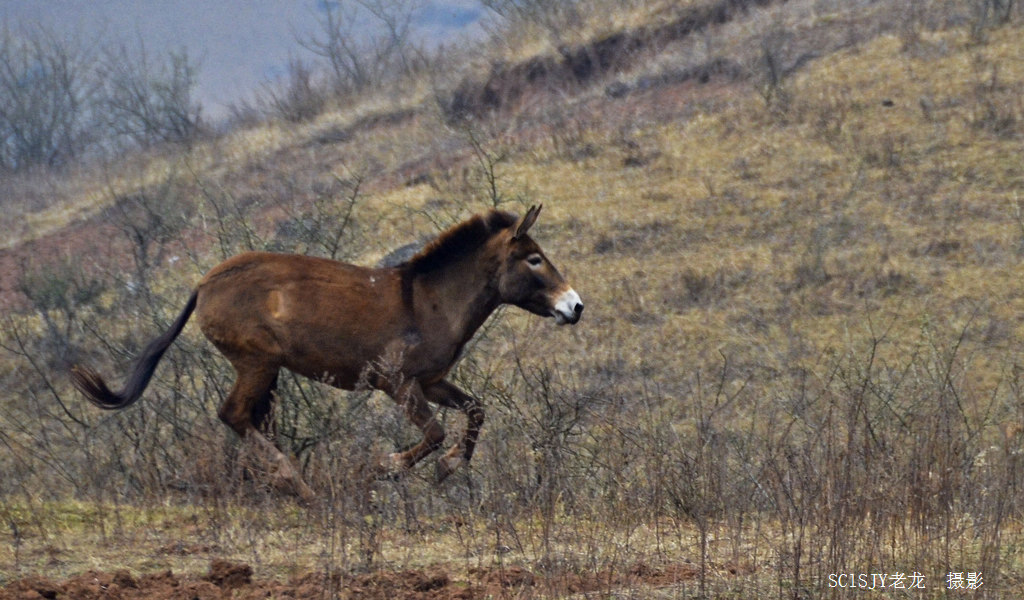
{"left": 384, "top": 380, "right": 446, "bottom": 474}
{"left": 425, "top": 380, "right": 484, "bottom": 482}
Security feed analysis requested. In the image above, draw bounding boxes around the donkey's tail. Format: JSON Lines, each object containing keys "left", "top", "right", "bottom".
{"left": 71, "top": 290, "right": 198, "bottom": 410}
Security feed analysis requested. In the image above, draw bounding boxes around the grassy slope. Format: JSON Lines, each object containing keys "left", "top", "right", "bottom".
{"left": 485, "top": 24, "right": 1024, "bottom": 409}
{"left": 4, "top": 1, "right": 1024, "bottom": 596}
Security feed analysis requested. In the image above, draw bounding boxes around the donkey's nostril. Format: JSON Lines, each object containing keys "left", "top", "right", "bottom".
{"left": 574, "top": 302, "right": 584, "bottom": 316}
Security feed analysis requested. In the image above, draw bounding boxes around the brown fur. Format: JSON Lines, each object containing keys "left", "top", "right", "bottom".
{"left": 70, "top": 206, "right": 582, "bottom": 498}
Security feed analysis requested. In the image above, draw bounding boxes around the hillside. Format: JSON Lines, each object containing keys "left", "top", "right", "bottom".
{"left": 3, "top": 0, "right": 1024, "bottom": 597}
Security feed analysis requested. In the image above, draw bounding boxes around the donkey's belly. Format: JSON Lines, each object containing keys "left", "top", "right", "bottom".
{"left": 278, "top": 326, "right": 458, "bottom": 392}
{"left": 273, "top": 321, "right": 397, "bottom": 390}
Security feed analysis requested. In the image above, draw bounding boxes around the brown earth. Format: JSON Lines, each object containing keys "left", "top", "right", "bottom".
{"left": 0, "top": 558, "right": 717, "bottom": 599}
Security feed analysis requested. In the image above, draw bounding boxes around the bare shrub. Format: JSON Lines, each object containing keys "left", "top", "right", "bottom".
{"left": 269, "top": 168, "right": 365, "bottom": 260}
{"left": 260, "top": 57, "right": 327, "bottom": 124}
{"left": 755, "top": 24, "right": 793, "bottom": 112}
{"left": 15, "top": 256, "right": 104, "bottom": 369}
{"left": 970, "top": 0, "right": 1018, "bottom": 42}
{"left": 297, "top": 0, "right": 422, "bottom": 98}
{"left": 0, "top": 24, "right": 98, "bottom": 171}
{"left": 96, "top": 41, "right": 204, "bottom": 150}
{"left": 0, "top": 21, "right": 204, "bottom": 178}
{"left": 108, "top": 173, "right": 194, "bottom": 309}
{"left": 0, "top": 257, "right": 107, "bottom": 496}
{"left": 411, "top": 123, "right": 525, "bottom": 219}
{"left": 968, "top": 55, "right": 1022, "bottom": 138}
{"left": 480, "top": 0, "right": 583, "bottom": 46}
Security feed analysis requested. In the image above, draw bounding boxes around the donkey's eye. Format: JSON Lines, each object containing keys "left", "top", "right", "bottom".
{"left": 526, "top": 254, "right": 543, "bottom": 268}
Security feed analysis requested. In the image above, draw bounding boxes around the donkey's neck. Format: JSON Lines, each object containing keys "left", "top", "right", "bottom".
{"left": 412, "top": 252, "right": 501, "bottom": 346}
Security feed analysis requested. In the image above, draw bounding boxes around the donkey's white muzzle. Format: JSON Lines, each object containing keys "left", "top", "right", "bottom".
{"left": 552, "top": 288, "right": 584, "bottom": 325}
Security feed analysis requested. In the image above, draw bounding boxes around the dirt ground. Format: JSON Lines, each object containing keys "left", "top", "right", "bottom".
{"left": 0, "top": 558, "right": 709, "bottom": 599}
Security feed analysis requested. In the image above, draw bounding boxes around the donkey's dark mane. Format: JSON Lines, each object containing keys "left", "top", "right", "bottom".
{"left": 404, "top": 210, "right": 517, "bottom": 274}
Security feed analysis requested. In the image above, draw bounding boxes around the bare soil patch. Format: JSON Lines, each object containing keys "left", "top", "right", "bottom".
{"left": 0, "top": 558, "right": 706, "bottom": 599}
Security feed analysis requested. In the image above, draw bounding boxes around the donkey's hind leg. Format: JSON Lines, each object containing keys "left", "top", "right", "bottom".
{"left": 219, "top": 365, "right": 314, "bottom": 501}
{"left": 425, "top": 380, "right": 484, "bottom": 483}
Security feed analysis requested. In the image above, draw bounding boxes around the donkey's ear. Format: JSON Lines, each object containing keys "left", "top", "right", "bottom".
{"left": 513, "top": 204, "right": 542, "bottom": 240}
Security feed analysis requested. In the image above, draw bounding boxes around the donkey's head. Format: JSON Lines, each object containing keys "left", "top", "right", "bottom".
{"left": 497, "top": 205, "right": 583, "bottom": 325}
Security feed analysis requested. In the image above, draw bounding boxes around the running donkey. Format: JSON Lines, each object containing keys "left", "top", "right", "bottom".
{"left": 71, "top": 205, "right": 583, "bottom": 499}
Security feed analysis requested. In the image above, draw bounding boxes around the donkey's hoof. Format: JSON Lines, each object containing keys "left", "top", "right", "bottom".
{"left": 377, "top": 453, "right": 408, "bottom": 480}
{"left": 435, "top": 455, "right": 464, "bottom": 483}
{"left": 292, "top": 479, "right": 316, "bottom": 504}
{"left": 283, "top": 480, "right": 316, "bottom": 504}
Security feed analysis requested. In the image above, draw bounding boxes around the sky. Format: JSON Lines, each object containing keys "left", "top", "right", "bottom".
{"left": 0, "top": 1, "right": 485, "bottom": 119}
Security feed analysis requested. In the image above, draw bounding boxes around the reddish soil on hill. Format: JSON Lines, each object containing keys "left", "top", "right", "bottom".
{"left": 0, "top": 559, "right": 709, "bottom": 599}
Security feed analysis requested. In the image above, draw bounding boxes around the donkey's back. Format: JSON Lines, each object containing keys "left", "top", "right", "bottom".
{"left": 195, "top": 251, "right": 408, "bottom": 389}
